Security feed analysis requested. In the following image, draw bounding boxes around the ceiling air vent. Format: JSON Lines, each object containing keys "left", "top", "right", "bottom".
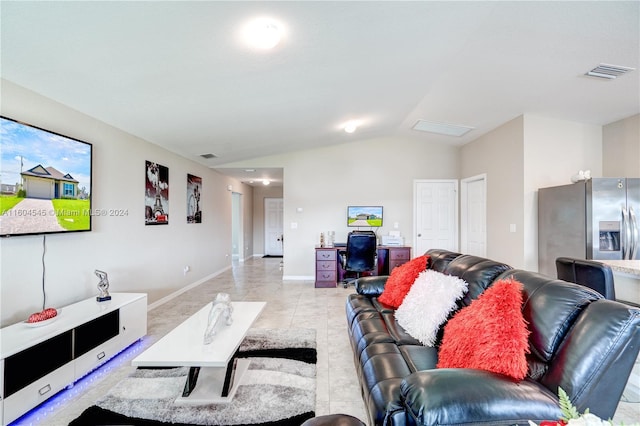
{"left": 412, "top": 120, "right": 474, "bottom": 137}
{"left": 200, "top": 153, "right": 217, "bottom": 159}
{"left": 586, "top": 63, "right": 635, "bottom": 80}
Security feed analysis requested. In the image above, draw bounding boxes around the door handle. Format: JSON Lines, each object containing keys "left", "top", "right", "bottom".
{"left": 39, "top": 384, "right": 51, "bottom": 396}
{"left": 417, "top": 234, "right": 422, "bottom": 237}
{"left": 630, "top": 206, "right": 638, "bottom": 259}
{"left": 622, "top": 208, "right": 629, "bottom": 260}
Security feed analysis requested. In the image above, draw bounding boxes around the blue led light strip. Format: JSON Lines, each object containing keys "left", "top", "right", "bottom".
{"left": 9, "top": 338, "right": 146, "bottom": 425}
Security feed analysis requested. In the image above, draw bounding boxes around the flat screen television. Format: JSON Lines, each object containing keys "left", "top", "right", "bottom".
{"left": 0, "top": 116, "right": 93, "bottom": 237}
{"left": 347, "top": 205, "right": 383, "bottom": 228}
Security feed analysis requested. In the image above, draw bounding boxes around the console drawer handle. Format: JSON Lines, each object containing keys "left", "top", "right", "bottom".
{"left": 39, "top": 384, "right": 51, "bottom": 396}
{"left": 97, "top": 351, "right": 106, "bottom": 360}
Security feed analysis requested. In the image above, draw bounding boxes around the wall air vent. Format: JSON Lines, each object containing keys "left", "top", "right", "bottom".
{"left": 586, "top": 63, "right": 635, "bottom": 80}
{"left": 200, "top": 153, "right": 217, "bottom": 159}
{"left": 412, "top": 120, "right": 474, "bottom": 137}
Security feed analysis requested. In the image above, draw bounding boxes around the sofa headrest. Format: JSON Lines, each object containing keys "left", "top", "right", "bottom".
{"left": 443, "top": 255, "right": 512, "bottom": 307}
{"left": 424, "top": 249, "right": 462, "bottom": 273}
{"left": 497, "top": 270, "right": 603, "bottom": 364}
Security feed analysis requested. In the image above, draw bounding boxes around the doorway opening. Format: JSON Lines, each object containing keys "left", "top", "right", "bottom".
{"left": 232, "top": 192, "right": 243, "bottom": 261}
{"left": 264, "top": 197, "right": 283, "bottom": 257}
{"left": 461, "top": 174, "right": 487, "bottom": 257}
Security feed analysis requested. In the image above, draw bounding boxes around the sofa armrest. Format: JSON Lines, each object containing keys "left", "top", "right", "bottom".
{"left": 354, "top": 275, "right": 388, "bottom": 296}
{"left": 400, "top": 369, "right": 561, "bottom": 425}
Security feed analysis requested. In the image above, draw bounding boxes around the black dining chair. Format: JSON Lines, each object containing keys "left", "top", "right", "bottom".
{"left": 555, "top": 256, "right": 616, "bottom": 300}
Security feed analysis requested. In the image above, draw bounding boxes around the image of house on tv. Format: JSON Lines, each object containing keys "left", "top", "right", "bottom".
{"left": 21, "top": 164, "right": 86, "bottom": 199}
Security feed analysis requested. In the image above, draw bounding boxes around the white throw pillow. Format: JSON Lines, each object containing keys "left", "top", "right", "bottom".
{"left": 395, "top": 269, "right": 468, "bottom": 346}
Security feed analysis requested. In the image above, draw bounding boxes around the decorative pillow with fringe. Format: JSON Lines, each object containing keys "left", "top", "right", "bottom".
{"left": 436, "top": 277, "right": 530, "bottom": 380}
{"left": 396, "top": 270, "right": 468, "bottom": 346}
{"left": 378, "top": 255, "right": 429, "bottom": 308}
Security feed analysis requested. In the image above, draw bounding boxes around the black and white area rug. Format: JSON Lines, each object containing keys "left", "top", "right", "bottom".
{"left": 70, "top": 328, "right": 317, "bottom": 426}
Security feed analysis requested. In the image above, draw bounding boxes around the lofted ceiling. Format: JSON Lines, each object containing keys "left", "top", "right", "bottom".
{"left": 2, "top": 1, "right": 639, "bottom": 187}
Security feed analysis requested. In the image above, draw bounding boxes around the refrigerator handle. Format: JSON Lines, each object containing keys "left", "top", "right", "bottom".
{"left": 630, "top": 206, "right": 638, "bottom": 260}
{"left": 621, "top": 207, "right": 629, "bottom": 260}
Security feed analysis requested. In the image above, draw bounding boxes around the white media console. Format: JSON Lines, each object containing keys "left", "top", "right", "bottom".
{"left": 0, "top": 292, "right": 147, "bottom": 424}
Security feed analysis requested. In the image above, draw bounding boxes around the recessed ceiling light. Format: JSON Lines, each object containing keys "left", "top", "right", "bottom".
{"left": 244, "top": 17, "right": 283, "bottom": 49}
{"left": 262, "top": 179, "right": 270, "bottom": 186}
{"left": 412, "top": 120, "right": 474, "bottom": 137}
{"left": 244, "top": 169, "right": 256, "bottom": 172}
{"left": 200, "top": 153, "right": 217, "bottom": 159}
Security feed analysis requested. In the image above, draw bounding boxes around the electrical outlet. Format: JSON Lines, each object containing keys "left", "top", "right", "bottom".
{"left": 183, "top": 266, "right": 190, "bottom": 275}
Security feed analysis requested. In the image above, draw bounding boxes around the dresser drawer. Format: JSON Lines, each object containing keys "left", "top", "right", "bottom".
{"left": 316, "top": 250, "right": 336, "bottom": 261}
{"left": 316, "top": 260, "right": 336, "bottom": 271}
{"left": 389, "top": 248, "right": 411, "bottom": 261}
{"left": 316, "top": 270, "right": 337, "bottom": 282}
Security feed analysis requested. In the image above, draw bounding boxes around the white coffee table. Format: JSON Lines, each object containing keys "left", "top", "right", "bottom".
{"left": 132, "top": 301, "right": 265, "bottom": 405}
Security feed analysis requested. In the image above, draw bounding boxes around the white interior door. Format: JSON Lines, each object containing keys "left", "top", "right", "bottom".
{"left": 264, "top": 198, "right": 283, "bottom": 256}
{"left": 461, "top": 174, "right": 487, "bottom": 257}
{"left": 413, "top": 180, "right": 458, "bottom": 255}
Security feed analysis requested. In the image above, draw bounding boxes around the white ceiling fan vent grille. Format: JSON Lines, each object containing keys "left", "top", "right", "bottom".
{"left": 586, "top": 63, "right": 635, "bottom": 80}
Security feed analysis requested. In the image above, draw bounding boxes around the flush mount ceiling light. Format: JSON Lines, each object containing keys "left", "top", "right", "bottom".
{"left": 585, "top": 63, "right": 635, "bottom": 80}
{"left": 412, "top": 120, "right": 474, "bottom": 137}
{"left": 343, "top": 120, "right": 360, "bottom": 134}
{"left": 243, "top": 17, "right": 283, "bottom": 49}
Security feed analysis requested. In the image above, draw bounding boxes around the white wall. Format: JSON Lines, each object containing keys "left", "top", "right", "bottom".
{"left": 460, "top": 114, "right": 603, "bottom": 270}
{"left": 224, "top": 136, "right": 459, "bottom": 278}
{"left": 459, "top": 116, "right": 525, "bottom": 267}
{"left": 603, "top": 113, "right": 640, "bottom": 178}
{"left": 0, "top": 80, "right": 251, "bottom": 327}
{"left": 522, "top": 115, "right": 602, "bottom": 271}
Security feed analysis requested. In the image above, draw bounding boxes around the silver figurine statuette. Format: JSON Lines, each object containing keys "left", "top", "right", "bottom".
{"left": 95, "top": 269, "right": 112, "bottom": 302}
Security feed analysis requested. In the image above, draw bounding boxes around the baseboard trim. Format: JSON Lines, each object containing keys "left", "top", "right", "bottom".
{"left": 282, "top": 275, "right": 314, "bottom": 281}
{"left": 147, "top": 265, "right": 233, "bottom": 311}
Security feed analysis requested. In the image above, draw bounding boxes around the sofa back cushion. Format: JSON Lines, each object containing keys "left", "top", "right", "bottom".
{"left": 443, "top": 255, "right": 512, "bottom": 307}
{"left": 496, "top": 270, "right": 602, "bottom": 379}
{"left": 540, "top": 299, "right": 640, "bottom": 418}
{"left": 424, "top": 249, "right": 462, "bottom": 273}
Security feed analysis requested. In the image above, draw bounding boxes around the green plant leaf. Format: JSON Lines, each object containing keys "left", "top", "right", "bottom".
{"left": 558, "top": 387, "right": 581, "bottom": 421}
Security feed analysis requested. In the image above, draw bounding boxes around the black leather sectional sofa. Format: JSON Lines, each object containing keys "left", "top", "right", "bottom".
{"left": 346, "top": 249, "right": 640, "bottom": 426}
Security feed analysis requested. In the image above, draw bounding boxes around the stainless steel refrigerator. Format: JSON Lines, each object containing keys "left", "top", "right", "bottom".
{"left": 538, "top": 178, "right": 640, "bottom": 277}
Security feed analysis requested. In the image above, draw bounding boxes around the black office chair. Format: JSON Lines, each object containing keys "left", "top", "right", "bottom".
{"left": 338, "top": 231, "right": 378, "bottom": 288}
{"left": 555, "top": 256, "right": 616, "bottom": 300}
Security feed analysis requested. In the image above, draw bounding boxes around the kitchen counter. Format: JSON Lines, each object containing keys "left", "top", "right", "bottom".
{"left": 601, "top": 260, "right": 640, "bottom": 306}
{"left": 601, "top": 260, "right": 640, "bottom": 277}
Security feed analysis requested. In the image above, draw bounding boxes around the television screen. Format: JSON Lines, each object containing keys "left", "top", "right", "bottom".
{"left": 347, "top": 206, "right": 383, "bottom": 227}
{"left": 0, "top": 116, "right": 93, "bottom": 237}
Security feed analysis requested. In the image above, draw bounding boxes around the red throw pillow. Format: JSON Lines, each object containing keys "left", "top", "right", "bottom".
{"left": 378, "top": 255, "right": 428, "bottom": 308}
{"left": 436, "top": 277, "right": 530, "bottom": 381}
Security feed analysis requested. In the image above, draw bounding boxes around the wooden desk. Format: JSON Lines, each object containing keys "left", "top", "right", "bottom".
{"left": 315, "top": 245, "right": 411, "bottom": 288}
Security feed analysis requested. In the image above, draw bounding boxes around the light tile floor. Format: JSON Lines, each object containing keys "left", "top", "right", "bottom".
{"left": 13, "top": 257, "right": 639, "bottom": 425}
